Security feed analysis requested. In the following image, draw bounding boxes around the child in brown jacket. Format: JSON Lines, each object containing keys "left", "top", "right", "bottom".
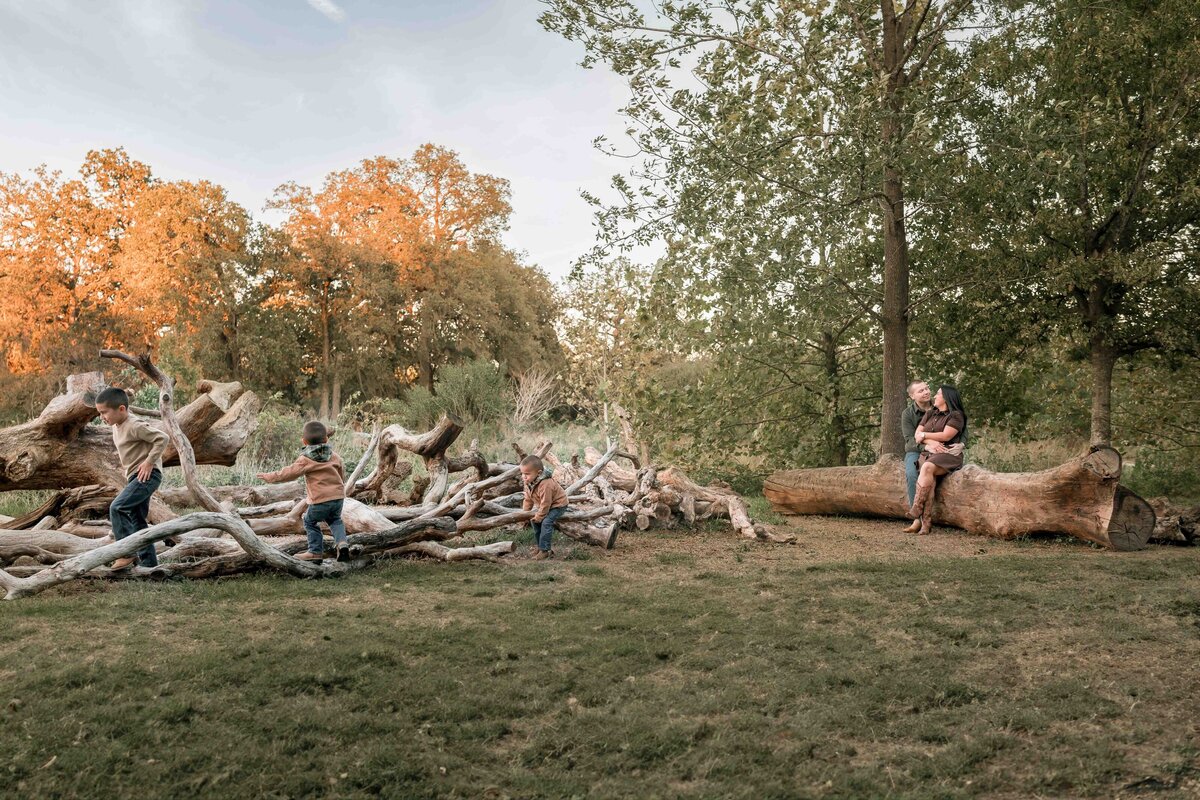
{"left": 257, "top": 421, "right": 349, "bottom": 562}
{"left": 520, "top": 455, "right": 568, "bottom": 560}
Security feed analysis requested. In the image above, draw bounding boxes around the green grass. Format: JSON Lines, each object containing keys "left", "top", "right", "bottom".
{"left": 0, "top": 490, "right": 53, "bottom": 519}
{"left": 2, "top": 542, "right": 1199, "bottom": 799}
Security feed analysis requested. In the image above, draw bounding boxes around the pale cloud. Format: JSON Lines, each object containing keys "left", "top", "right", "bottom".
{"left": 306, "top": 0, "right": 345, "bottom": 23}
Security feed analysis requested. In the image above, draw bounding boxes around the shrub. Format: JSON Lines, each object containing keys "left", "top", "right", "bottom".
{"left": 1125, "top": 447, "right": 1200, "bottom": 501}
{"left": 242, "top": 399, "right": 307, "bottom": 470}
{"left": 402, "top": 360, "right": 512, "bottom": 430}
{"left": 511, "top": 369, "right": 557, "bottom": 427}
{"left": 966, "top": 427, "right": 1086, "bottom": 473}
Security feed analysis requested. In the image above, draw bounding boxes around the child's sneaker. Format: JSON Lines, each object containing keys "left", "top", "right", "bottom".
{"left": 110, "top": 556, "right": 136, "bottom": 570}
{"left": 295, "top": 551, "right": 323, "bottom": 562}
{"left": 336, "top": 544, "right": 350, "bottom": 563}
{"left": 533, "top": 550, "right": 551, "bottom": 561}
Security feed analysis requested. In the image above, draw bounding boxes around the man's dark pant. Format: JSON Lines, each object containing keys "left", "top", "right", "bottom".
{"left": 529, "top": 506, "right": 566, "bottom": 552}
{"left": 110, "top": 469, "right": 163, "bottom": 567}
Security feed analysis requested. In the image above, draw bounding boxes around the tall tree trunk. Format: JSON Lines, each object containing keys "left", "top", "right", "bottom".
{"left": 332, "top": 373, "right": 342, "bottom": 421}
{"left": 320, "top": 294, "right": 332, "bottom": 420}
{"left": 877, "top": 1, "right": 911, "bottom": 459}
{"left": 417, "top": 307, "right": 435, "bottom": 393}
{"left": 1078, "top": 274, "right": 1118, "bottom": 448}
{"left": 227, "top": 307, "right": 241, "bottom": 381}
{"left": 821, "top": 331, "right": 849, "bottom": 467}
{"left": 1090, "top": 335, "right": 1116, "bottom": 447}
{"left": 220, "top": 326, "right": 239, "bottom": 382}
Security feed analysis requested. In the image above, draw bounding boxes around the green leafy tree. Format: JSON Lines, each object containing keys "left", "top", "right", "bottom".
{"left": 950, "top": 0, "right": 1200, "bottom": 446}
{"left": 541, "top": 0, "right": 978, "bottom": 458}
{"left": 559, "top": 258, "right": 650, "bottom": 426}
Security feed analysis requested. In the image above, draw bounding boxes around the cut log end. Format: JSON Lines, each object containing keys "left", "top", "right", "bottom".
{"left": 1083, "top": 445, "right": 1123, "bottom": 480}
{"left": 1107, "top": 485, "right": 1155, "bottom": 551}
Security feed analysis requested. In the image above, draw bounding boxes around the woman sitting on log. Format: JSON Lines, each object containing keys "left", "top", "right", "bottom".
{"left": 905, "top": 385, "right": 968, "bottom": 535}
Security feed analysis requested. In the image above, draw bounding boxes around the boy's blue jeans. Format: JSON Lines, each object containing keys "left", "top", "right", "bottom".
{"left": 110, "top": 469, "right": 163, "bottom": 567}
{"left": 530, "top": 506, "right": 566, "bottom": 552}
{"left": 904, "top": 451, "right": 920, "bottom": 507}
{"left": 304, "top": 499, "right": 348, "bottom": 554}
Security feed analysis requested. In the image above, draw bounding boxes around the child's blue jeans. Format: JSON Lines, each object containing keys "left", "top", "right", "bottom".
{"left": 530, "top": 506, "right": 566, "bottom": 552}
{"left": 304, "top": 499, "right": 348, "bottom": 554}
{"left": 110, "top": 469, "right": 163, "bottom": 567}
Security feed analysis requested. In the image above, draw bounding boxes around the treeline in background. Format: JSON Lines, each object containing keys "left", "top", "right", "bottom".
{"left": 3, "top": 0, "right": 1200, "bottom": 499}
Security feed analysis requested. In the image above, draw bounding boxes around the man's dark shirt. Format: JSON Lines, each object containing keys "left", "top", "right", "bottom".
{"left": 901, "top": 403, "right": 929, "bottom": 454}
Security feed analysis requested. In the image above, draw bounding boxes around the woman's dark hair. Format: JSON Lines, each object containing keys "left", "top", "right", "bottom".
{"left": 939, "top": 385, "right": 968, "bottom": 442}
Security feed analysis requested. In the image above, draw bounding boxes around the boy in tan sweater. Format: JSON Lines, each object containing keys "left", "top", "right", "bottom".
{"left": 520, "top": 455, "right": 568, "bottom": 560}
{"left": 257, "top": 421, "right": 349, "bottom": 562}
{"left": 96, "top": 387, "right": 170, "bottom": 570}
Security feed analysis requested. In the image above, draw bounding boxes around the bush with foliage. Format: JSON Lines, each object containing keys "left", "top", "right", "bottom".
{"left": 401, "top": 359, "right": 513, "bottom": 430}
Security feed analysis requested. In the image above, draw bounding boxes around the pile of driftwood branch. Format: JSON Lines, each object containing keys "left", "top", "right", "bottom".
{"left": 0, "top": 352, "right": 787, "bottom": 600}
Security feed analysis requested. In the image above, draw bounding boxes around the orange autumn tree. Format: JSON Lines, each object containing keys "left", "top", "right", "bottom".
{"left": 266, "top": 179, "right": 384, "bottom": 420}
{"left": 0, "top": 149, "right": 161, "bottom": 408}
{"left": 118, "top": 178, "right": 306, "bottom": 390}
{"left": 0, "top": 149, "right": 296, "bottom": 413}
{"left": 0, "top": 144, "right": 561, "bottom": 419}
{"left": 270, "top": 143, "right": 561, "bottom": 415}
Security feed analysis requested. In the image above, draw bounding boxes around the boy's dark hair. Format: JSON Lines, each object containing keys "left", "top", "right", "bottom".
{"left": 302, "top": 421, "right": 328, "bottom": 444}
{"left": 520, "top": 455, "right": 544, "bottom": 472}
{"left": 95, "top": 387, "right": 130, "bottom": 409}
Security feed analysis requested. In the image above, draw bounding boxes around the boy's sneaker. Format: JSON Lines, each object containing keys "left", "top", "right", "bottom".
{"left": 336, "top": 544, "right": 351, "bottom": 563}
{"left": 110, "top": 556, "right": 136, "bottom": 570}
{"left": 295, "top": 551, "right": 324, "bottom": 562}
{"left": 532, "top": 550, "right": 551, "bottom": 561}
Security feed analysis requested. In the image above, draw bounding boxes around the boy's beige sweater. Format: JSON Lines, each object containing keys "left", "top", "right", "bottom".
{"left": 111, "top": 417, "right": 169, "bottom": 477}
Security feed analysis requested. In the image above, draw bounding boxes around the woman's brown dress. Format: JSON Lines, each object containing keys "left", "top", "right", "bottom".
{"left": 917, "top": 408, "right": 966, "bottom": 471}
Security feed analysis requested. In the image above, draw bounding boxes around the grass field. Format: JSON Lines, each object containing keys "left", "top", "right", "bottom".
{"left": 2, "top": 516, "right": 1199, "bottom": 799}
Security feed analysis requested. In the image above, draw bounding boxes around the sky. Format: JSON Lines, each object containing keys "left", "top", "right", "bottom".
{"left": 0, "top": 0, "right": 642, "bottom": 281}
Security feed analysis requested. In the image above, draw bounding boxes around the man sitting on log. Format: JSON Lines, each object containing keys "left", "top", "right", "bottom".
{"left": 96, "top": 387, "right": 170, "bottom": 570}
{"left": 900, "top": 380, "right": 932, "bottom": 512}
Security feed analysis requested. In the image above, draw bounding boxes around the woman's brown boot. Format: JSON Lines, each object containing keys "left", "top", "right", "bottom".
{"left": 918, "top": 489, "right": 935, "bottom": 535}
{"left": 905, "top": 482, "right": 931, "bottom": 533}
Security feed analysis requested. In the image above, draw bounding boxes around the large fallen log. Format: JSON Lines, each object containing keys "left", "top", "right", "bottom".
{"left": 159, "top": 481, "right": 303, "bottom": 508}
{"left": 246, "top": 498, "right": 395, "bottom": 537}
{"left": 0, "top": 372, "right": 259, "bottom": 494}
{"left": 162, "top": 379, "right": 262, "bottom": 467}
{"left": 763, "top": 446, "right": 1155, "bottom": 551}
{"left": 3, "top": 484, "right": 117, "bottom": 530}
